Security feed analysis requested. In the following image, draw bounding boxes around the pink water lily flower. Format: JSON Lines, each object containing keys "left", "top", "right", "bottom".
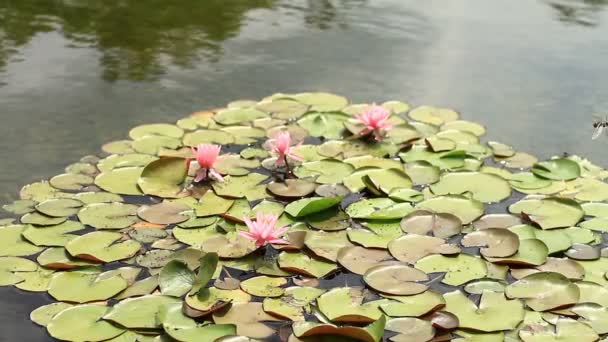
{"left": 268, "top": 131, "right": 303, "bottom": 166}
{"left": 240, "top": 213, "right": 289, "bottom": 247}
{"left": 192, "top": 144, "right": 224, "bottom": 182}
{"left": 355, "top": 104, "right": 393, "bottom": 141}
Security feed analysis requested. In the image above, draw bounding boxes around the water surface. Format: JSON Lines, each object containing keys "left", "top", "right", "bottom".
{"left": 1, "top": 0, "right": 608, "bottom": 340}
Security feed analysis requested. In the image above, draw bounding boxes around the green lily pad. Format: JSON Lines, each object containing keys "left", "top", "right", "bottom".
{"left": 214, "top": 108, "right": 268, "bottom": 125}
{"left": 3, "top": 199, "right": 36, "bottom": 215}
{"left": 49, "top": 173, "right": 94, "bottom": 191}
{"left": 294, "top": 159, "right": 355, "bottom": 184}
{"left": 19, "top": 181, "right": 71, "bottom": 203}
{"left": 160, "top": 302, "right": 236, "bottom": 342}
{"left": 304, "top": 230, "right": 354, "bottom": 262}
{"left": 415, "top": 254, "right": 487, "bottom": 286}
{"left": 562, "top": 177, "right": 608, "bottom": 201}
{"left": 285, "top": 196, "right": 343, "bottom": 218}
{"left": 95, "top": 167, "right": 144, "bottom": 195}
{"left": 497, "top": 152, "right": 538, "bottom": 169}
{"left": 389, "top": 235, "right": 460, "bottom": 264}
{"left": 361, "top": 169, "right": 413, "bottom": 195}
{"left": 404, "top": 161, "right": 441, "bottom": 186}
{"left": 263, "top": 286, "right": 325, "bottom": 321}
{"left": 430, "top": 172, "right": 511, "bottom": 203}
{"left": 532, "top": 158, "right": 581, "bottom": 181}
{"left": 363, "top": 263, "right": 429, "bottom": 295}
{"left": 256, "top": 99, "right": 309, "bottom": 119}
{"left": 102, "top": 140, "right": 135, "bottom": 155}
{"left": 488, "top": 141, "right": 515, "bottom": 158}
{"left": 505, "top": 272, "right": 580, "bottom": 311}
{"left": 379, "top": 290, "right": 446, "bottom": 317}
{"left": 130, "top": 123, "right": 184, "bottom": 140}
{"left": 0, "top": 225, "right": 43, "bottom": 256}
{"left": 519, "top": 317, "right": 598, "bottom": 342}
{"left": 0, "top": 256, "right": 38, "bottom": 286}
{"left": 21, "top": 212, "right": 67, "bottom": 226}
{"left": 317, "top": 287, "right": 389, "bottom": 323}
{"left": 138, "top": 157, "right": 188, "bottom": 198}
{"left": 159, "top": 260, "right": 195, "bottom": 297}
{"left": 48, "top": 268, "right": 128, "bottom": 303}
{"left": 337, "top": 246, "right": 392, "bottom": 275}
{"left": 409, "top": 106, "right": 459, "bottom": 125}
{"left": 97, "top": 154, "right": 157, "bottom": 173}
{"left": 65, "top": 231, "right": 142, "bottom": 262}
{"left": 104, "top": 295, "right": 181, "bottom": 329}
{"left": 185, "top": 287, "right": 251, "bottom": 313}
{"left": 183, "top": 129, "right": 235, "bottom": 146}
{"left": 415, "top": 195, "right": 485, "bottom": 224}
{"left": 444, "top": 290, "right": 524, "bottom": 332}
{"left": 212, "top": 302, "right": 283, "bottom": 339}
{"left": 292, "top": 316, "right": 386, "bottom": 342}
{"left": 35, "top": 198, "right": 83, "bottom": 217}
{"left": 508, "top": 197, "right": 584, "bottom": 230}
{"left": 278, "top": 251, "right": 337, "bottom": 278}
{"left": 298, "top": 112, "right": 349, "bottom": 139}
{"left": 132, "top": 135, "right": 182, "bottom": 155}
{"left": 400, "top": 210, "right": 462, "bottom": 238}
{"left": 240, "top": 275, "right": 287, "bottom": 297}
{"left": 22, "top": 220, "right": 85, "bottom": 247}
{"left": 461, "top": 228, "right": 520, "bottom": 258}
{"left": 30, "top": 302, "right": 74, "bottom": 327}
{"left": 78, "top": 202, "right": 139, "bottom": 229}
{"left": 47, "top": 305, "right": 125, "bottom": 341}
{"left": 485, "top": 238, "right": 548, "bottom": 266}
{"left": 137, "top": 202, "right": 191, "bottom": 225}
{"left": 267, "top": 179, "right": 317, "bottom": 197}
{"left": 212, "top": 173, "right": 269, "bottom": 201}
{"left": 292, "top": 92, "right": 348, "bottom": 112}
{"left": 115, "top": 275, "right": 159, "bottom": 300}
{"left": 346, "top": 198, "right": 413, "bottom": 220}
{"left": 74, "top": 191, "right": 123, "bottom": 205}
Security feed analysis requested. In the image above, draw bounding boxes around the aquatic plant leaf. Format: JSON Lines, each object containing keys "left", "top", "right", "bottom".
{"left": 317, "top": 287, "right": 390, "bottom": 323}
{"left": 0, "top": 225, "right": 43, "bottom": 257}
{"left": 47, "top": 305, "right": 125, "bottom": 341}
{"left": 415, "top": 254, "right": 487, "bottom": 286}
{"left": 292, "top": 315, "right": 386, "bottom": 342}
{"left": 278, "top": 251, "right": 337, "bottom": 278}
{"left": 363, "top": 263, "right": 429, "bottom": 295}
{"left": 444, "top": 290, "right": 524, "bottom": 332}
{"left": 48, "top": 269, "right": 128, "bottom": 303}
{"left": 409, "top": 106, "right": 459, "bottom": 125}
{"left": 285, "top": 196, "right": 343, "bottom": 218}
{"left": 95, "top": 166, "right": 144, "bottom": 195}
{"left": 129, "top": 123, "right": 184, "bottom": 140}
{"left": 160, "top": 302, "right": 236, "bottom": 342}
{"left": 240, "top": 275, "right": 287, "bottom": 297}
{"left": 337, "top": 246, "right": 392, "bottom": 275}
{"left": 65, "top": 231, "right": 142, "bottom": 262}
{"left": 505, "top": 272, "right": 580, "bottom": 311}
{"left": 430, "top": 172, "right": 511, "bottom": 203}
{"left": 263, "top": 286, "right": 326, "bottom": 321}
{"left": 138, "top": 157, "right": 188, "bottom": 198}
{"left": 346, "top": 198, "right": 413, "bottom": 220}
{"left": 104, "top": 295, "right": 181, "bottom": 329}
{"left": 159, "top": 260, "right": 195, "bottom": 297}
{"left": 532, "top": 158, "right": 581, "bottom": 181}
{"left": 389, "top": 235, "right": 460, "bottom": 264}
{"left": 294, "top": 159, "right": 355, "bottom": 184}
{"left": 508, "top": 197, "right": 584, "bottom": 229}
{"left": 415, "top": 195, "right": 484, "bottom": 224}
{"left": 30, "top": 302, "right": 74, "bottom": 327}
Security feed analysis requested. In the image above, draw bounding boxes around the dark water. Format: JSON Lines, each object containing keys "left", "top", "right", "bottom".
{"left": 1, "top": 0, "right": 608, "bottom": 340}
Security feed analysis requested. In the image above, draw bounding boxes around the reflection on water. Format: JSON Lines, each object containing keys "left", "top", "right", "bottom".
{"left": 545, "top": 0, "right": 608, "bottom": 26}
{"left": 0, "top": 0, "right": 278, "bottom": 81}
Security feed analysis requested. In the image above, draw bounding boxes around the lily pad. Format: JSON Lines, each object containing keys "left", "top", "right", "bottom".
{"left": 508, "top": 197, "right": 584, "bottom": 230}
{"left": 415, "top": 195, "right": 485, "bottom": 224}
{"left": 532, "top": 158, "right": 581, "bottom": 181}
{"left": 104, "top": 295, "right": 181, "bottom": 329}
{"left": 400, "top": 210, "right": 462, "bottom": 238}
{"left": 363, "top": 263, "right": 429, "bottom": 295}
{"left": 138, "top": 157, "right": 188, "bottom": 198}
{"left": 292, "top": 316, "right": 386, "bottom": 342}
{"left": 444, "top": 290, "right": 524, "bottom": 332}
{"left": 461, "top": 228, "right": 520, "bottom": 258}
{"left": 294, "top": 160, "right": 355, "bottom": 184}
{"left": 317, "top": 287, "right": 388, "bottom": 323}
{"left": 505, "top": 272, "right": 580, "bottom": 311}
{"left": 47, "top": 305, "right": 125, "bottom": 341}
{"left": 137, "top": 202, "right": 191, "bottom": 225}
{"left": 346, "top": 198, "right": 413, "bottom": 220}
{"left": 278, "top": 251, "right": 337, "bottom": 278}
{"left": 389, "top": 235, "right": 460, "bottom": 264}
{"left": 48, "top": 268, "right": 128, "bottom": 303}
{"left": 0, "top": 225, "right": 43, "bottom": 257}
{"left": 415, "top": 254, "right": 487, "bottom": 286}
{"left": 285, "top": 196, "right": 343, "bottom": 218}
{"left": 95, "top": 167, "right": 144, "bottom": 195}
{"left": 337, "top": 246, "right": 392, "bottom": 275}
{"left": 65, "top": 231, "right": 142, "bottom": 262}
{"left": 267, "top": 179, "right": 317, "bottom": 197}
{"left": 430, "top": 172, "right": 511, "bottom": 203}
{"left": 240, "top": 275, "right": 287, "bottom": 297}
{"left": 409, "top": 106, "right": 459, "bottom": 125}
{"left": 35, "top": 198, "right": 83, "bottom": 217}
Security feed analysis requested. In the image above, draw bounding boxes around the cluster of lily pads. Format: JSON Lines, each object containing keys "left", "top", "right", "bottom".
{"left": 2, "top": 92, "right": 608, "bottom": 341}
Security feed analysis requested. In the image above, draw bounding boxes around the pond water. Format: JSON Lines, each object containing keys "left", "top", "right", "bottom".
{"left": 1, "top": 0, "right": 608, "bottom": 340}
